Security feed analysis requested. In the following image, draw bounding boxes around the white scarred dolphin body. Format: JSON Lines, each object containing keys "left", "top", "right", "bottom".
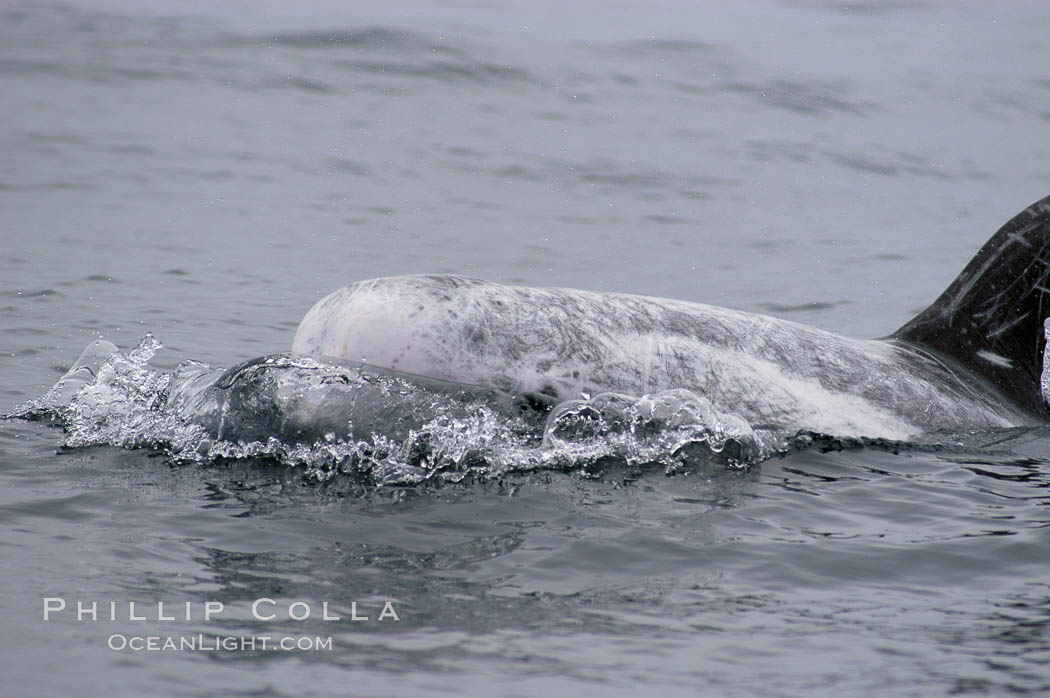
{"left": 293, "top": 196, "right": 1050, "bottom": 441}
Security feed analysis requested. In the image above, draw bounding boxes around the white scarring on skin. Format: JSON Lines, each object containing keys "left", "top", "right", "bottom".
{"left": 1041, "top": 317, "right": 1050, "bottom": 406}
{"left": 293, "top": 274, "right": 1033, "bottom": 441}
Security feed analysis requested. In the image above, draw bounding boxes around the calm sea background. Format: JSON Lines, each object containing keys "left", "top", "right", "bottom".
{"left": 2, "top": 1, "right": 1050, "bottom": 695}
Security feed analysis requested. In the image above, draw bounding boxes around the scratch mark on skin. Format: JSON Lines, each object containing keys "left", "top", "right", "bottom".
{"left": 986, "top": 311, "right": 1030, "bottom": 338}
{"left": 977, "top": 350, "right": 1013, "bottom": 368}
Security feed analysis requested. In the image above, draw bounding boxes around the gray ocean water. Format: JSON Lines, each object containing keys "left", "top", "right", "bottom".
{"left": 3, "top": 1, "right": 1050, "bottom": 695}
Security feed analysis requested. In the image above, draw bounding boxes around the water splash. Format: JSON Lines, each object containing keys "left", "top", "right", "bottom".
{"left": 10, "top": 337, "right": 788, "bottom": 484}
{"left": 540, "top": 390, "right": 776, "bottom": 470}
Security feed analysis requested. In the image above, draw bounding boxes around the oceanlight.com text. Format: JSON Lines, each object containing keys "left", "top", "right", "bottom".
{"left": 107, "top": 633, "right": 334, "bottom": 652}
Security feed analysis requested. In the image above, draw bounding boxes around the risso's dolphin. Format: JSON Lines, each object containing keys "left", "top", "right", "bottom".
{"left": 293, "top": 196, "right": 1050, "bottom": 441}
{"left": 164, "top": 353, "right": 555, "bottom": 446}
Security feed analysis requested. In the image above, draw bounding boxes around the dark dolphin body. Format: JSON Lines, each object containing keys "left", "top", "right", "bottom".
{"left": 165, "top": 354, "right": 555, "bottom": 445}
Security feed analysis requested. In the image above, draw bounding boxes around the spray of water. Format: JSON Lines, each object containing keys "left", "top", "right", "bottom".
{"left": 11, "top": 336, "right": 792, "bottom": 484}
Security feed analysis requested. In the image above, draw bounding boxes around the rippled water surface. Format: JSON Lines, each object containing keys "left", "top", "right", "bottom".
{"left": 3, "top": 1, "right": 1050, "bottom": 695}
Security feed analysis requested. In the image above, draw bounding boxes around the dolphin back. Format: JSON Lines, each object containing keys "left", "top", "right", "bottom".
{"left": 893, "top": 195, "right": 1050, "bottom": 418}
